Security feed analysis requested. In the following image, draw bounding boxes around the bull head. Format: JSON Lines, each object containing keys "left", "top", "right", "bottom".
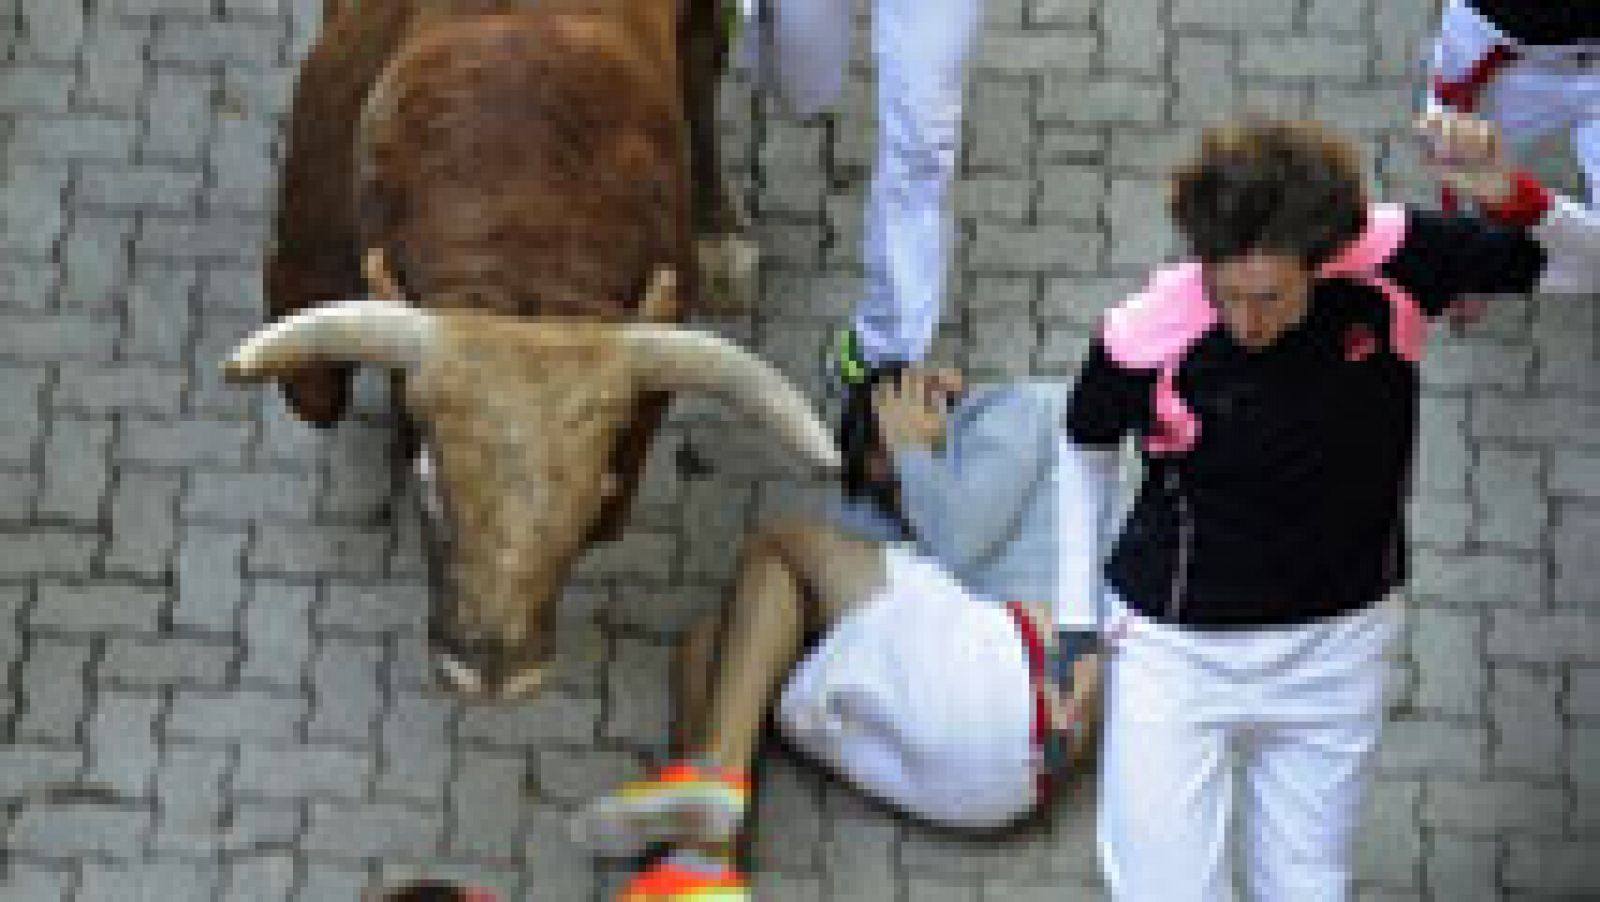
{"left": 223, "top": 274, "right": 838, "bottom": 698}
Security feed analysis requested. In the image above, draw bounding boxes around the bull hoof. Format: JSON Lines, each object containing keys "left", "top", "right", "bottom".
{"left": 695, "top": 233, "right": 759, "bottom": 315}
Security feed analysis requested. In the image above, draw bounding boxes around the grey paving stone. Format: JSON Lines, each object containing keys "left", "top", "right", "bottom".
{"left": 1553, "top": 505, "right": 1600, "bottom": 610}
{"left": 77, "top": 17, "right": 153, "bottom": 111}
{"left": 183, "top": 470, "right": 320, "bottom": 521}
{"left": 321, "top": 580, "right": 430, "bottom": 634}
{"left": 8, "top": 803, "right": 151, "bottom": 857}
{"left": 1040, "top": 77, "right": 1167, "bottom": 125}
{"left": 54, "top": 362, "right": 188, "bottom": 416}
{"left": 1489, "top": 610, "right": 1600, "bottom": 662}
{"left": 1411, "top": 551, "right": 1543, "bottom": 608}
{"left": 221, "top": 854, "right": 298, "bottom": 902}
{"left": 0, "top": 315, "right": 119, "bottom": 361}
{"left": 15, "top": 637, "right": 92, "bottom": 742}
{"left": 220, "top": 802, "right": 303, "bottom": 853}
{"left": 1473, "top": 395, "right": 1600, "bottom": 446}
{"left": 0, "top": 743, "right": 85, "bottom": 798}
{"left": 1, "top": 164, "right": 69, "bottom": 253}
{"left": 0, "top": 865, "right": 72, "bottom": 902}
{"left": 1504, "top": 839, "right": 1600, "bottom": 894}
{"left": 9, "top": 116, "right": 137, "bottom": 162}
{"left": 1355, "top": 778, "right": 1423, "bottom": 888}
{"left": 154, "top": 742, "right": 232, "bottom": 854}
{"left": 379, "top": 692, "right": 457, "bottom": 805}
{"left": 173, "top": 524, "right": 248, "bottom": 631}
{"left": 78, "top": 861, "right": 218, "bottom": 902}
{"left": 1571, "top": 668, "right": 1600, "bottom": 726}
{"left": 1377, "top": 721, "right": 1489, "bottom": 777}
{"left": 306, "top": 637, "right": 384, "bottom": 744}
{"left": 140, "top": 70, "right": 214, "bottom": 164}
{"left": 121, "top": 418, "right": 253, "bottom": 468}
{"left": 601, "top": 635, "right": 673, "bottom": 748}
{"left": 151, "top": 20, "right": 284, "bottom": 67}
{"left": 296, "top": 863, "right": 371, "bottom": 902}
{"left": 100, "top": 635, "right": 236, "bottom": 688}
{"left": 1170, "top": 0, "right": 1296, "bottom": 31}
{"left": 59, "top": 213, "right": 137, "bottom": 309}
{"left": 102, "top": 471, "right": 182, "bottom": 576}
{"left": 1490, "top": 666, "right": 1566, "bottom": 778}
{"left": 1411, "top": 607, "right": 1484, "bottom": 719}
{"left": 457, "top": 692, "right": 601, "bottom": 747}
{"left": 447, "top": 748, "right": 529, "bottom": 859}
{"left": 239, "top": 580, "right": 314, "bottom": 686}
{"left": 532, "top": 747, "right": 645, "bottom": 805}
{"left": 1425, "top": 836, "right": 1501, "bottom": 902}
{"left": 234, "top": 742, "right": 371, "bottom": 801}
{"left": 84, "top": 690, "right": 164, "bottom": 799}
{"left": 32, "top": 581, "right": 166, "bottom": 633}
{"left": 1424, "top": 779, "right": 1568, "bottom": 838}
{"left": 304, "top": 800, "right": 443, "bottom": 858}
{"left": 168, "top": 690, "right": 305, "bottom": 741}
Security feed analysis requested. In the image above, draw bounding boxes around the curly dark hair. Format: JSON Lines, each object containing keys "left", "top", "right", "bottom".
{"left": 839, "top": 362, "right": 910, "bottom": 504}
{"left": 1169, "top": 119, "right": 1369, "bottom": 269}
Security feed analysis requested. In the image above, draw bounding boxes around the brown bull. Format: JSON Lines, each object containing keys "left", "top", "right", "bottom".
{"left": 238, "top": 0, "right": 828, "bottom": 698}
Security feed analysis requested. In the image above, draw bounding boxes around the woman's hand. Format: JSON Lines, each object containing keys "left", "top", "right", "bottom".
{"left": 1043, "top": 647, "right": 1103, "bottom": 768}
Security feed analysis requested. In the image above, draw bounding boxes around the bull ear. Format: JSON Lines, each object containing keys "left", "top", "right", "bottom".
{"left": 222, "top": 299, "right": 435, "bottom": 381}
{"left": 621, "top": 327, "right": 841, "bottom": 475}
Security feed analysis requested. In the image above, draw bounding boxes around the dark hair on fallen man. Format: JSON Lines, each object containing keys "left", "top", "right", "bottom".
{"left": 1169, "top": 118, "right": 1370, "bottom": 269}
{"left": 839, "top": 361, "right": 909, "bottom": 503}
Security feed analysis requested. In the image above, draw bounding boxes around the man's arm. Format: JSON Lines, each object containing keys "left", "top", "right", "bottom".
{"left": 1445, "top": 170, "right": 1600, "bottom": 294}
{"left": 1043, "top": 434, "right": 1120, "bottom": 769}
{"left": 1042, "top": 344, "right": 1142, "bottom": 765}
{"left": 889, "top": 383, "right": 1058, "bottom": 571}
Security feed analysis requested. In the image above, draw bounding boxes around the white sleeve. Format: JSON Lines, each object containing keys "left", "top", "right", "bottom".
{"left": 1055, "top": 437, "right": 1120, "bottom": 633}
{"left": 1532, "top": 195, "right": 1600, "bottom": 294}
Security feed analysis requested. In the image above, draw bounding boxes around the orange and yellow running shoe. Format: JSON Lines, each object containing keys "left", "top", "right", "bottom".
{"left": 570, "top": 761, "right": 749, "bottom": 857}
{"left": 617, "top": 859, "right": 749, "bottom": 901}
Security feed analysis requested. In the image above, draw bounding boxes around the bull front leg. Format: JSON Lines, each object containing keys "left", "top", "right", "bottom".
{"left": 682, "top": 0, "right": 758, "bottom": 315}
{"left": 267, "top": 2, "right": 419, "bottom": 425}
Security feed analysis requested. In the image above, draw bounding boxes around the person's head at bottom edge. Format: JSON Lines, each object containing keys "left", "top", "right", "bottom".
{"left": 368, "top": 880, "right": 498, "bottom": 902}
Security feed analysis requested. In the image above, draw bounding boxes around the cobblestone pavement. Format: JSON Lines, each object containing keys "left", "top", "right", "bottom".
{"left": 2, "top": 1, "right": 1597, "bottom": 899}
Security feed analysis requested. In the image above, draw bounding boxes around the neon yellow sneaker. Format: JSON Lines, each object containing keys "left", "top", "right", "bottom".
{"left": 617, "top": 858, "right": 749, "bottom": 901}
{"left": 570, "top": 762, "right": 749, "bottom": 857}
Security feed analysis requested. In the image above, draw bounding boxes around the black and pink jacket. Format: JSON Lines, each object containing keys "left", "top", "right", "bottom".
{"left": 1065, "top": 208, "right": 1547, "bottom": 629}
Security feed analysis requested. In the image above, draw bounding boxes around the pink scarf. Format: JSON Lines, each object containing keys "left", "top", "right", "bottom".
{"left": 1101, "top": 204, "right": 1424, "bottom": 454}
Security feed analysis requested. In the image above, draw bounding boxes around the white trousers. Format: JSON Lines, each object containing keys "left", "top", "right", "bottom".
{"left": 777, "top": 545, "right": 1038, "bottom": 829}
{"left": 1428, "top": 0, "right": 1600, "bottom": 205}
{"left": 745, "top": 0, "right": 984, "bottom": 362}
{"left": 1097, "top": 596, "right": 1398, "bottom": 902}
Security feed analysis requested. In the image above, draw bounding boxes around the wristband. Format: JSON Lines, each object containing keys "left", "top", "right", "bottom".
{"left": 1480, "top": 170, "right": 1554, "bottom": 229}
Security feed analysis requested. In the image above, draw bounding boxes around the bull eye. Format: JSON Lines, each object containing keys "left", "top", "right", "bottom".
{"left": 415, "top": 448, "right": 446, "bottom": 522}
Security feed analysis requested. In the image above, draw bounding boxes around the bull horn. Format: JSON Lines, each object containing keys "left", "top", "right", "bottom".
{"left": 221, "top": 299, "right": 436, "bottom": 381}
{"left": 620, "top": 327, "right": 841, "bottom": 474}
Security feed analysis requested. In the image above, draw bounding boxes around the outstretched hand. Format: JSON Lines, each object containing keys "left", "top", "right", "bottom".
{"left": 1418, "top": 109, "right": 1515, "bottom": 207}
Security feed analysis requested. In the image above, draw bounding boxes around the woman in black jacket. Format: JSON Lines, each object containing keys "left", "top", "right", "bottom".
{"left": 1062, "top": 117, "right": 1585, "bottom": 902}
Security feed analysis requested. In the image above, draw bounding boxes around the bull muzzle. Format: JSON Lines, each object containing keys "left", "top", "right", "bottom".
{"left": 415, "top": 444, "right": 557, "bottom": 700}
